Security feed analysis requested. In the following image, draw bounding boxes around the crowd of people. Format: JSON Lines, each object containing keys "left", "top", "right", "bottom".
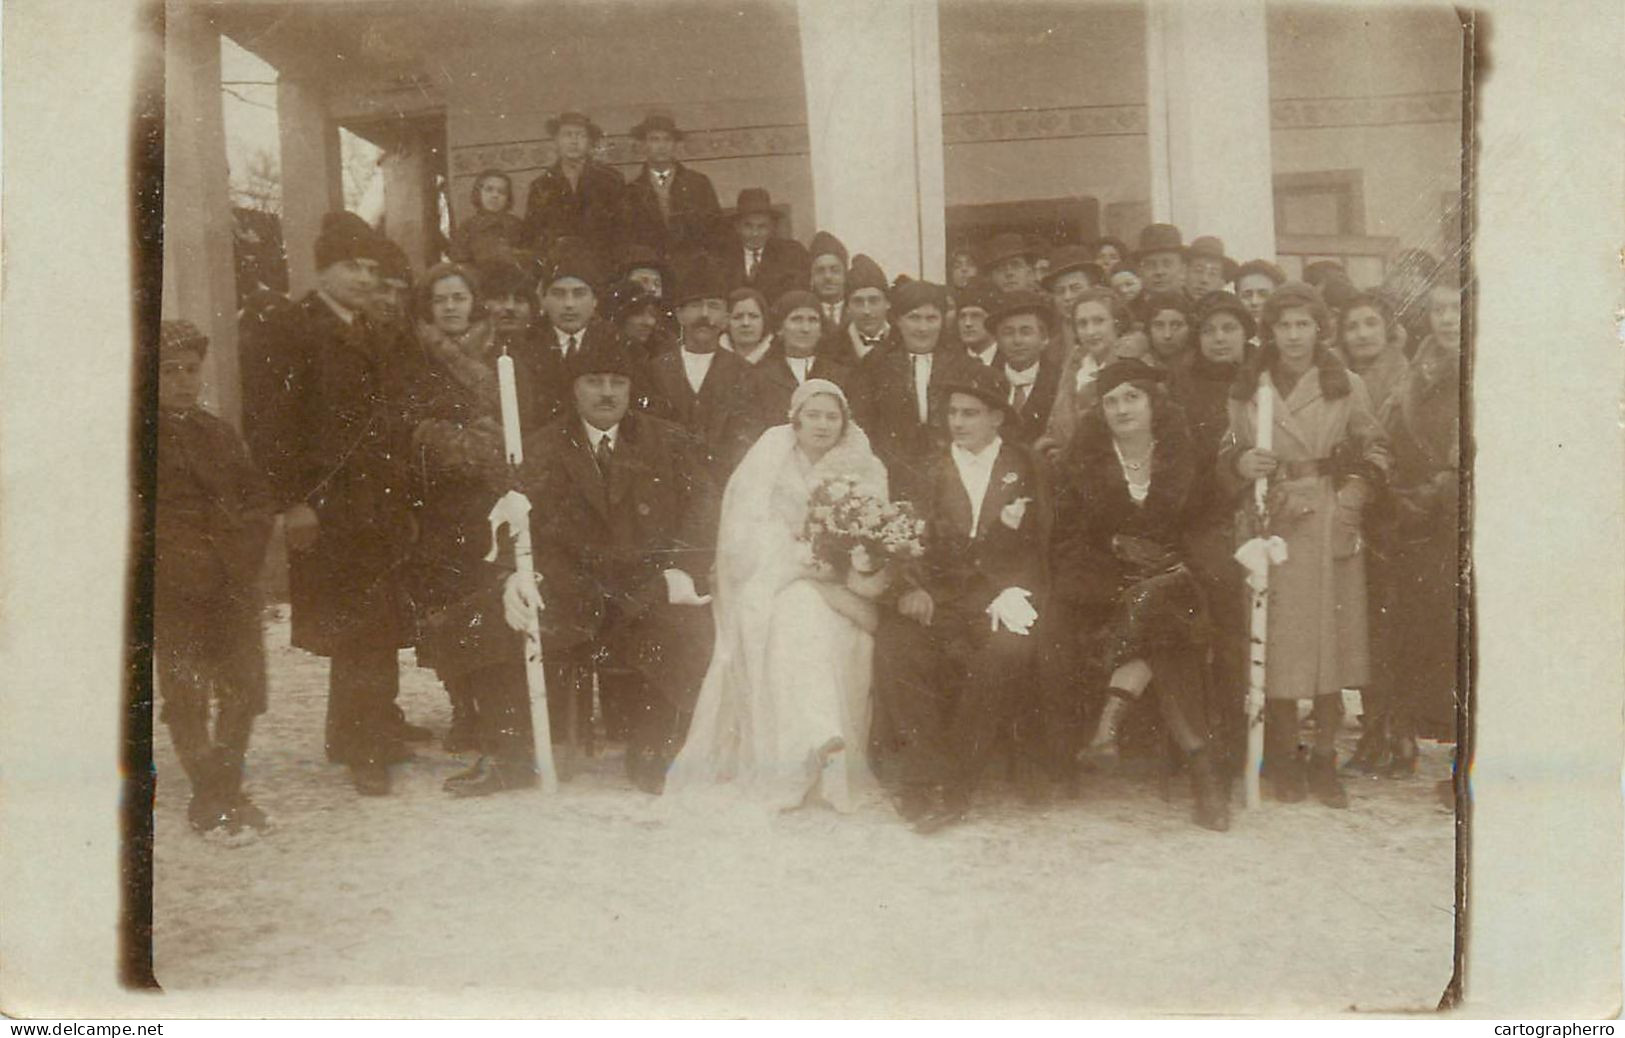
{"left": 153, "top": 109, "right": 1462, "bottom": 842}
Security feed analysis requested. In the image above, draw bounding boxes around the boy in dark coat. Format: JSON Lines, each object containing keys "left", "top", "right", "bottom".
{"left": 872, "top": 363, "right": 1050, "bottom": 832}
{"left": 239, "top": 211, "right": 425, "bottom": 796}
{"left": 503, "top": 338, "right": 718, "bottom": 792}
{"left": 154, "top": 320, "right": 276, "bottom": 836}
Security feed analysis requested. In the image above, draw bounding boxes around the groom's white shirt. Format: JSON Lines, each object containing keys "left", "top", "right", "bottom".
{"left": 950, "top": 434, "right": 1002, "bottom": 533}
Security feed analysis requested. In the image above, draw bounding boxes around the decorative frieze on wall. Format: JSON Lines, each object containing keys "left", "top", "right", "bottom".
{"left": 447, "top": 92, "right": 1460, "bottom": 180}
{"left": 1270, "top": 92, "right": 1461, "bottom": 130}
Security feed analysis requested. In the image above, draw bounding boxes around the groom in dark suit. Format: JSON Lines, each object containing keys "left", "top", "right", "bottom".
{"left": 872, "top": 363, "right": 1050, "bottom": 832}
{"left": 506, "top": 337, "right": 718, "bottom": 792}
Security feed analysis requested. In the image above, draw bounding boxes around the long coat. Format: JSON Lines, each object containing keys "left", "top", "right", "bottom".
{"left": 240, "top": 292, "right": 421, "bottom": 655}
{"left": 851, "top": 345, "right": 984, "bottom": 507}
{"left": 644, "top": 345, "right": 758, "bottom": 485}
{"left": 521, "top": 409, "right": 718, "bottom": 710}
{"left": 623, "top": 163, "right": 724, "bottom": 260}
{"left": 1218, "top": 358, "right": 1389, "bottom": 699}
{"left": 1377, "top": 333, "right": 1460, "bottom": 734}
{"left": 521, "top": 161, "right": 626, "bottom": 259}
{"left": 406, "top": 322, "right": 543, "bottom": 679}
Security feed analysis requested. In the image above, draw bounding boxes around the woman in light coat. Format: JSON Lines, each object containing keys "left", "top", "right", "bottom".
{"left": 1219, "top": 282, "right": 1389, "bottom": 808}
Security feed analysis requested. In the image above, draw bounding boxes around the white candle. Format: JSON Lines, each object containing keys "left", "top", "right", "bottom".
{"left": 1253, "top": 371, "right": 1274, "bottom": 511}
{"left": 496, "top": 353, "right": 524, "bottom": 466}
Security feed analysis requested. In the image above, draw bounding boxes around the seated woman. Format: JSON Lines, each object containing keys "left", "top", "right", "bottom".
{"left": 719, "top": 287, "right": 773, "bottom": 365}
{"left": 406, "top": 262, "right": 545, "bottom": 792}
{"left": 1219, "top": 281, "right": 1389, "bottom": 809}
{"left": 666, "top": 379, "right": 888, "bottom": 813}
{"left": 449, "top": 169, "right": 525, "bottom": 266}
{"left": 1051, "top": 359, "right": 1230, "bottom": 831}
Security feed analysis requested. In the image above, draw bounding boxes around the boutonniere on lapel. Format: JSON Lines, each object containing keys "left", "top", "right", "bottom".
{"left": 1001, "top": 471, "right": 1019, "bottom": 488}
{"left": 999, "top": 496, "right": 1032, "bottom": 531}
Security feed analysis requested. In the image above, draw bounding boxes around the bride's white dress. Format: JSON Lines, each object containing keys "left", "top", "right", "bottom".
{"left": 665, "top": 422, "right": 889, "bottom": 812}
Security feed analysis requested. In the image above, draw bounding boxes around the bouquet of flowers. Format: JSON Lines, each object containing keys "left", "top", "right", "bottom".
{"left": 801, "top": 474, "right": 926, "bottom": 578}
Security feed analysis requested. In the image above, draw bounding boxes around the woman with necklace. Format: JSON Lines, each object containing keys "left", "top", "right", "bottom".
{"left": 1220, "top": 281, "right": 1390, "bottom": 809}
{"left": 1049, "top": 359, "right": 1230, "bottom": 831}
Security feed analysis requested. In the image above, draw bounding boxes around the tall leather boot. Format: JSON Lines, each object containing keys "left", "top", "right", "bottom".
{"left": 1188, "top": 746, "right": 1231, "bottom": 831}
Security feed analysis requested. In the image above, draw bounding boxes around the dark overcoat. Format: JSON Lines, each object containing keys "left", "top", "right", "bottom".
{"left": 644, "top": 345, "right": 758, "bottom": 484}
{"left": 1004, "top": 357, "right": 1063, "bottom": 447}
{"left": 720, "top": 236, "right": 810, "bottom": 301}
{"left": 240, "top": 291, "right": 422, "bottom": 655}
{"left": 521, "top": 409, "right": 718, "bottom": 710}
{"left": 623, "top": 163, "right": 724, "bottom": 260}
{"left": 521, "top": 161, "right": 626, "bottom": 259}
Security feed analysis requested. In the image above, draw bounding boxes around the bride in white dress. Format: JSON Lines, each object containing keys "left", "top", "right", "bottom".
{"left": 665, "top": 379, "right": 889, "bottom": 812}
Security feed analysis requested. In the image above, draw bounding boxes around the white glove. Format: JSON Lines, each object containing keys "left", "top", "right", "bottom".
{"left": 502, "top": 571, "right": 545, "bottom": 632}
{"left": 663, "top": 568, "right": 713, "bottom": 606}
{"left": 986, "top": 586, "right": 1038, "bottom": 636}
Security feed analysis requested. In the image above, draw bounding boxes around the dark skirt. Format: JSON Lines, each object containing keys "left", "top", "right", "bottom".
{"left": 1100, "top": 562, "right": 1207, "bottom": 671}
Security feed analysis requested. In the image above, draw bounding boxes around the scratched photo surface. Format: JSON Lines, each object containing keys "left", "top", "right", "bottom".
{"left": 143, "top": 0, "right": 1474, "bottom": 1016}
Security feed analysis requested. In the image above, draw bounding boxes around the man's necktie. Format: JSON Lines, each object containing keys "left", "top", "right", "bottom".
{"left": 1013, "top": 384, "right": 1031, "bottom": 411}
{"left": 567, "top": 333, "right": 580, "bottom": 355}
{"left": 748, "top": 249, "right": 761, "bottom": 279}
{"left": 594, "top": 435, "right": 613, "bottom": 478}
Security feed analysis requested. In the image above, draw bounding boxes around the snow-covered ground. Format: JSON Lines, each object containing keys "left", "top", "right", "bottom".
{"left": 153, "top": 619, "right": 1457, "bottom": 1017}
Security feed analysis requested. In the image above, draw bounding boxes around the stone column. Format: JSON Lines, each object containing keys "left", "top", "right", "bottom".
{"left": 796, "top": 0, "right": 946, "bottom": 282}
{"left": 1144, "top": 0, "right": 1277, "bottom": 263}
{"left": 276, "top": 76, "right": 343, "bottom": 298}
{"left": 162, "top": 7, "right": 242, "bottom": 424}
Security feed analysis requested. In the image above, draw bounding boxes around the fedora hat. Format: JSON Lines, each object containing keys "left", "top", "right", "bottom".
{"left": 1187, "top": 235, "right": 1239, "bottom": 282}
{"left": 985, "top": 290, "right": 1059, "bottom": 337}
{"left": 734, "top": 188, "right": 775, "bottom": 220}
{"left": 981, "top": 231, "right": 1037, "bottom": 269}
{"left": 940, "top": 362, "right": 1016, "bottom": 419}
{"left": 1040, "top": 244, "right": 1106, "bottom": 288}
{"left": 1132, "top": 223, "right": 1186, "bottom": 261}
{"left": 629, "top": 112, "right": 684, "bottom": 140}
{"left": 545, "top": 111, "right": 603, "bottom": 142}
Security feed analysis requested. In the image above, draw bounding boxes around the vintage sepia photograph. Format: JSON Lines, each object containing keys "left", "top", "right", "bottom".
{"left": 141, "top": 0, "right": 1469, "bottom": 1013}
{"left": 3, "top": 0, "right": 1620, "bottom": 1023}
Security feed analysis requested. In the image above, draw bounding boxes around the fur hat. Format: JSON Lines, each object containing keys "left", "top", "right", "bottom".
{"left": 808, "top": 230, "right": 849, "bottom": 269}
{"left": 890, "top": 279, "right": 949, "bottom": 318}
{"left": 845, "top": 254, "right": 889, "bottom": 296}
{"left": 313, "top": 211, "right": 381, "bottom": 272}
{"left": 542, "top": 238, "right": 604, "bottom": 290}
{"left": 619, "top": 244, "right": 671, "bottom": 289}
{"left": 670, "top": 252, "right": 730, "bottom": 307}
{"left": 159, "top": 319, "right": 209, "bottom": 359}
{"left": 477, "top": 257, "right": 535, "bottom": 300}
{"left": 566, "top": 335, "right": 640, "bottom": 383}
{"left": 374, "top": 236, "right": 412, "bottom": 284}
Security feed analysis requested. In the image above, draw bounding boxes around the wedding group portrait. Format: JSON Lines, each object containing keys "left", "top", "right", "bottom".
{"left": 138, "top": 0, "right": 1474, "bottom": 1014}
